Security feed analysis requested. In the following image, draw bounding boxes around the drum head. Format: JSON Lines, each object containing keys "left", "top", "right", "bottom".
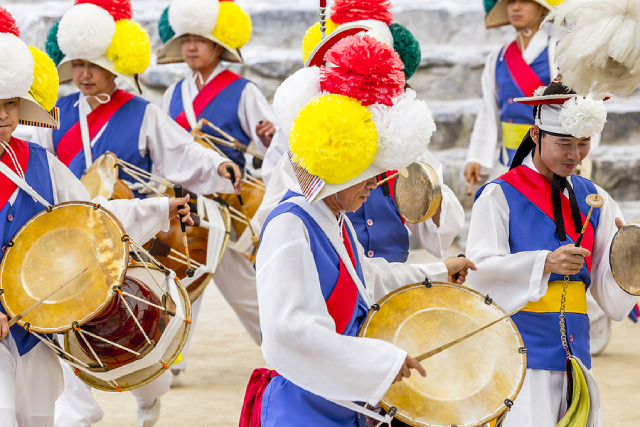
{"left": 81, "top": 152, "right": 119, "bottom": 200}
{"left": 610, "top": 222, "right": 640, "bottom": 296}
{"left": 0, "top": 202, "right": 128, "bottom": 333}
{"left": 359, "top": 282, "right": 526, "bottom": 427}
{"left": 393, "top": 162, "right": 442, "bottom": 224}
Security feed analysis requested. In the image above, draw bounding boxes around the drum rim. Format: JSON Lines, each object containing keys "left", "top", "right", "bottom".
{"left": 359, "top": 281, "right": 527, "bottom": 427}
{"left": 393, "top": 161, "right": 443, "bottom": 224}
{"left": 609, "top": 222, "right": 640, "bottom": 296}
{"left": 0, "top": 201, "right": 128, "bottom": 333}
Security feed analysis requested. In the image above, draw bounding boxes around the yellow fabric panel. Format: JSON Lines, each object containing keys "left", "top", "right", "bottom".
{"left": 501, "top": 122, "right": 532, "bottom": 150}
{"left": 522, "top": 281, "right": 587, "bottom": 314}
{"left": 556, "top": 357, "right": 590, "bottom": 427}
{"left": 171, "top": 351, "right": 184, "bottom": 365}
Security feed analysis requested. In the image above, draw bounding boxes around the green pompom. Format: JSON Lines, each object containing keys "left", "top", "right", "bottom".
{"left": 389, "top": 23, "right": 421, "bottom": 80}
{"left": 484, "top": 0, "right": 499, "bottom": 14}
{"left": 158, "top": 6, "right": 175, "bottom": 44}
{"left": 45, "top": 21, "right": 64, "bottom": 66}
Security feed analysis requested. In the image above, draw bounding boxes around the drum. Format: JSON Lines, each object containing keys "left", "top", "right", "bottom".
{"left": 393, "top": 161, "right": 442, "bottom": 224}
{"left": 219, "top": 177, "right": 265, "bottom": 239}
{"left": 81, "top": 152, "right": 134, "bottom": 200}
{"left": 359, "top": 282, "right": 526, "bottom": 427}
{"left": 610, "top": 222, "right": 640, "bottom": 295}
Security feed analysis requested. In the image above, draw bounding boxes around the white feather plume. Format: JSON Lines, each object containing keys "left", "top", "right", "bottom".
{"left": 546, "top": 0, "right": 640, "bottom": 97}
{"left": 58, "top": 4, "right": 115, "bottom": 61}
{"left": 370, "top": 89, "right": 436, "bottom": 171}
{"left": 0, "top": 34, "right": 35, "bottom": 100}
{"left": 559, "top": 95, "right": 607, "bottom": 138}
{"left": 272, "top": 67, "right": 322, "bottom": 137}
{"left": 533, "top": 85, "right": 547, "bottom": 97}
{"left": 169, "top": 0, "right": 220, "bottom": 37}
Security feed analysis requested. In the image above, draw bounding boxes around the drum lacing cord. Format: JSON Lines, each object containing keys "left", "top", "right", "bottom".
{"left": 116, "top": 159, "right": 174, "bottom": 197}
{"left": 114, "top": 286, "right": 166, "bottom": 312}
{"left": 73, "top": 322, "right": 110, "bottom": 367}
{"left": 160, "top": 360, "right": 170, "bottom": 370}
{"left": 114, "top": 288, "right": 154, "bottom": 349}
{"left": 128, "top": 239, "right": 167, "bottom": 296}
{"left": 30, "top": 330, "right": 94, "bottom": 370}
{"left": 167, "top": 248, "right": 204, "bottom": 269}
{"left": 75, "top": 320, "right": 143, "bottom": 358}
{"left": 559, "top": 275, "right": 573, "bottom": 358}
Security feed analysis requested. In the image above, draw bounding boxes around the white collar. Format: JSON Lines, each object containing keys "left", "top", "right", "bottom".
{"left": 189, "top": 63, "right": 226, "bottom": 92}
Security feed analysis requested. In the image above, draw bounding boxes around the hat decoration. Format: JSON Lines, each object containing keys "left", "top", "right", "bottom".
{"left": 485, "top": 0, "right": 563, "bottom": 29}
{"left": 45, "top": 0, "right": 151, "bottom": 92}
{"left": 157, "top": 0, "right": 251, "bottom": 65}
{"left": 0, "top": 6, "right": 60, "bottom": 128}
{"left": 545, "top": 0, "right": 640, "bottom": 97}
{"left": 302, "top": 0, "right": 422, "bottom": 79}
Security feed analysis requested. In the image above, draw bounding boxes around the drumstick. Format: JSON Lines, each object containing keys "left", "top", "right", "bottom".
{"left": 414, "top": 308, "right": 519, "bottom": 362}
{"left": 226, "top": 165, "right": 256, "bottom": 239}
{"left": 8, "top": 268, "right": 89, "bottom": 327}
{"left": 377, "top": 168, "right": 409, "bottom": 187}
{"left": 575, "top": 194, "right": 604, "bottom": 247}
{"left": 173, "top": 184, "right": 195, "bottom": 277}
{"left": 467, "top": 172, "right": 476, "bottom": 196}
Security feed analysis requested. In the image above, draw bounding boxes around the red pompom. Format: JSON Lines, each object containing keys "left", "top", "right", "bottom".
{"left": 330, "top": 0, "right": 393, "bottom": 26}
{"left": 75, "top": 0, "right": 132, "bottom": 21}
{"left": 320, "top": 34, "right": 405, "bottom": 107}
{"left": 0, "top": 6, "right": 20, "bottom": 37}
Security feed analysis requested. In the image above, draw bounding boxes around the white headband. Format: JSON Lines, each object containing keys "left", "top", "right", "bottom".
{"left": 535, "top": 96, "right": 607, "bottom": 139}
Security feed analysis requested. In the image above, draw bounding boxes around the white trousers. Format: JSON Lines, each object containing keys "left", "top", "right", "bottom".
{"left": 173, "top": 248, "right": 261, "bottom": 372}
{"left": 0, "top": 336, "right": 63, "bottom": 427}
{"left": 503, "top": 368, "right": 601, "bottom": 427}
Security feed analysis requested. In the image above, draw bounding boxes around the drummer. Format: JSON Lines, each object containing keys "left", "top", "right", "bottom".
{"left": 155, "top": 0, "right": 278, "bottom": 382}
{"left": 0, "top": 8, "right": 192, "bottom": 426}
{"left": 466, "top": 79, "right": 638, "bottom": 427}
{"left": 241, "top": 34, "right": 475, "bottom": 426}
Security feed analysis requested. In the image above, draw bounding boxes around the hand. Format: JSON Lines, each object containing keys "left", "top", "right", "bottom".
{"left": 169, "top": 194, "right": 194, "bottom": 226}
{"left": 464, "top": 162, "right": 482, "bottom": 185}
{"left": 0, "top": 312, "right": 9, "bottom": 339}
{"left": 256, "top": 120, "right": 276, "bottom": 147}
{"left": 616, "top": 217, "right": 624, "bottom": 230}
{"left": 544, "top": 244, "right": 590, "bottom": 276}
{"left": 443, "top": 256, "right": 477, "bottom": 284}
{"left": 393, "top": 355, "right": 426, "bottom": 384}
{"left": 218, "top": 161, "right": 242, "bottom": 195}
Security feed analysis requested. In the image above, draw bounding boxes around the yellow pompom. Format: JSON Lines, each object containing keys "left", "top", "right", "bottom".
{"left": 290, "top": 94, "right": 378, "bottom": 184}
{"left": 106, "top": 19, "right": 151, "bottom": 75}
{"left": 28, "top": 46, "right": 59, "bottom": 112}
{"left": 213, "top": 2, "right": 252, "bottom": 50}
{"left": 302, "top": 19, "right": 337, "bottom": 62}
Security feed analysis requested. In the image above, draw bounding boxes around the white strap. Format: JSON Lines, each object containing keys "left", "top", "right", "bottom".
{"left": 324, "top": 399, "right": 393, "bottom": 424}
{"left": 74, "top": 94, "right": 111, "bottom": 170}
{"left": 548, "top": 37, "right": 558, "bottom": 80}
{"left": 0, "top": 162, "right": 51, "bottom": 208}
{"left": 181, "top": 79, "right": 199, "bottom": 130}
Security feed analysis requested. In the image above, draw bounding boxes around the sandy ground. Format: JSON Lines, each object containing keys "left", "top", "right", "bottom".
{"left": 93, "top": 254, "right": 640, "bottom": 426}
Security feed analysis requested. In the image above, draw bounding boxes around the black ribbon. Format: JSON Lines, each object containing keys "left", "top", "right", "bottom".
{"left": 552, "top": 174, "right": 583, "bottom": 242}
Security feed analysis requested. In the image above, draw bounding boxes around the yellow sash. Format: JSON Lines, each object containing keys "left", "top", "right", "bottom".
{"left": 501, "top": 122, "right": 531, "bottom": 150}
{"left": 522, "top": 281, "right": 587, "bottom": 314}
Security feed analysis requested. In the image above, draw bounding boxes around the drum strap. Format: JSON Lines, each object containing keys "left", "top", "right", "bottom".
{"left": 0, "top": 161, "right": 51, "bottom": 208}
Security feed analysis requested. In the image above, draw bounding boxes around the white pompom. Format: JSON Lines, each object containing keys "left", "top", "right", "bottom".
{"left": 58, "top": 4, "right": 115, "bottom": 60}
{"left": 0, "top": 34, "right": 34, "bottom": 100}
{"left": 169, "top": 0, "right": 220, "bottom": 37}
{"left": 533, "top": 85, "right": 547, "bottom": 97}
{"left": 272, "top": 67, "right": 322, "bottom": 137}
{"left": 371, "top": 89, "right": 436, "bottom": 171}
{"left": 559, "top": 95, "right": 607, "bottom": 138}
{"left": 355, "top": 20, "right": 394, "bottom": 48}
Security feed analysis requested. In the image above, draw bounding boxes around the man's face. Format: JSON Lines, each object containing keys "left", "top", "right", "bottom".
{"left": 0, "top": 98, "right": 20, "bottom": 143}
{"left": 506, "top": 0, "right": 543, "bottom": 31}
{"left": 72, "top": 60, "right": 117, "bottom": 96}
{"left": 532, "top": 126, "right": 591, "bottom": 178}
{"left": 180, "top": 34, "right": 219, "bottom": 70}
{"left": 335, "top": 177, "right": 378, "bottom": 213}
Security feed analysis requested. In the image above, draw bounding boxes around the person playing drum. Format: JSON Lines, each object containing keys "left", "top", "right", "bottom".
{"left": 239, "top": 32, "right": 475, "bottom": 427}
{"left": 466, "top": 79, "right": 638, "bottom": 427}
{"left": 0, "top": 8, "right": 192, "bottom": 426}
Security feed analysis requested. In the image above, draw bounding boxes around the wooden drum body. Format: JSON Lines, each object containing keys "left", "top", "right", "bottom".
{"left": 81, "top": 152, "right": 133, "bottom": 200}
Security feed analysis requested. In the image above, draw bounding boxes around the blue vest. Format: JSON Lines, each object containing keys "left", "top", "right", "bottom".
{"left": 1, "top": 143, "right": 56, "bottom": 355}
{"left": 168, "top": 78, "right": 251, "bottom": 169}
{"left": 476, "top": 168, "right": 600, "bottom": 370}
{"left": 52, "top": 92, "right": 152, "bottom": 196}
{"left": 347, "top": 185, "right": 409, "bottom": 263}
{"left": 260, "top": 191, "right": 369, "bottom": 427}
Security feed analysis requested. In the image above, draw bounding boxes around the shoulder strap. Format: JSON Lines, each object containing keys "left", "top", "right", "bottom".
{"left": 504, "top": 41, "right": 545, "bottom": 97}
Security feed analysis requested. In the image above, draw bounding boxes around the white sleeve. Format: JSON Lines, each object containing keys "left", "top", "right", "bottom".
{"left": 237, "top": 83, "right": 280, "bottom": 155}
{"left": 466, "top": 183, "right": 551, "bottom": 313}
{"left": 261, "top": 129, "right": 289, "bottom": 186}
{"left": 467, "top": 48, "right": 501, "bottom": 173}
{"left": 47, "top": 152, "right": 170, "bottom": 245}
{"left": 138, "top": 103, "right": 235, "bottom": 195}
{"left": 32, "top": 127, "right": 55, "bottom": 154}
{"left": 257, "top": 213, "right": 406, "bottom": 405}
{"left": 588, "top": 185, "right": 638, "bottom": 320}
{"left": 158, "top": 82, "right": 178, "bottom": 116}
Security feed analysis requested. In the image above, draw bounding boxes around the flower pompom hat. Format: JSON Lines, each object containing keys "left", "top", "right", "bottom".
{"left": 45, "top": 0, "right": 151, "bottom": 94}
{"left": 0, "top": 6, "right": 60, "bottom": 129}
{"left": 157, "top": 0, "right": 252, "bottom": 65}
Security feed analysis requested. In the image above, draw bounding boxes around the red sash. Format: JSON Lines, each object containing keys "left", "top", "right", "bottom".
{"left": 504, "top": 41, "right": 545, "bottom": 97}
{"left": 379, "top": 170, "right": 405, "bottom": 224}
{"left": 501, "top": 166, "right": 595, "bottom": 271}
{"left": 56, "top": 89, "right": 135, "bottom": 166}
{"left": 175, "top": 70, "right": 242, "bottom": 131}
{"left": 239, "top": 368, "right": 280, "bottom": 427}
{"left": 0, "top": 138, "right": 29, "bottom": 208}
{"left": 326, "top": 223, "right": 359, "bottom": 334}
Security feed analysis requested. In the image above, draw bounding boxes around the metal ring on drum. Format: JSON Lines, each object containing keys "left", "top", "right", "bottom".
{"left": 610, "top": 222, "right": 640, "bottom": 296}
{"left": 358, "top": 282, "right": 526, "bottom": 427}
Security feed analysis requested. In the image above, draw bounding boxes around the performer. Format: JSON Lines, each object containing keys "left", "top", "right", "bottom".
{"left": 466, "top": 79, "right": 638, "bottom": 427}
{"left": 0, "top": 8, "right": 191, "bottom": 426}
{"left": 241, "top": 31, "right": 475, "bottom": 426}
{"left": 33, "top": 1, "right": 240, "bottom": 426}
{"left": 155, "top": 0, "right": 276, "bottom": 385}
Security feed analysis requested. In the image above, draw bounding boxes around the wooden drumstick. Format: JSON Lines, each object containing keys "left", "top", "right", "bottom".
{"left": 226, "top": 166, "right": 257, "bottom": 238}
{"left": 8, "top": 268, "right": 89, "bottom": 327}
{"left": 173, "top": 184, "right": 195, "bottom": 277}
{"left": 467, "top": 172, "right": 477, "bottom": 196}
{"left": 575, "top": 194, "right": 604, "bottom": 248}
{"left": 377, "top": 168, "right": 409, "bottom": 187}
{"left": 414, "top": 308, "right": 519, "bottom": 362}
